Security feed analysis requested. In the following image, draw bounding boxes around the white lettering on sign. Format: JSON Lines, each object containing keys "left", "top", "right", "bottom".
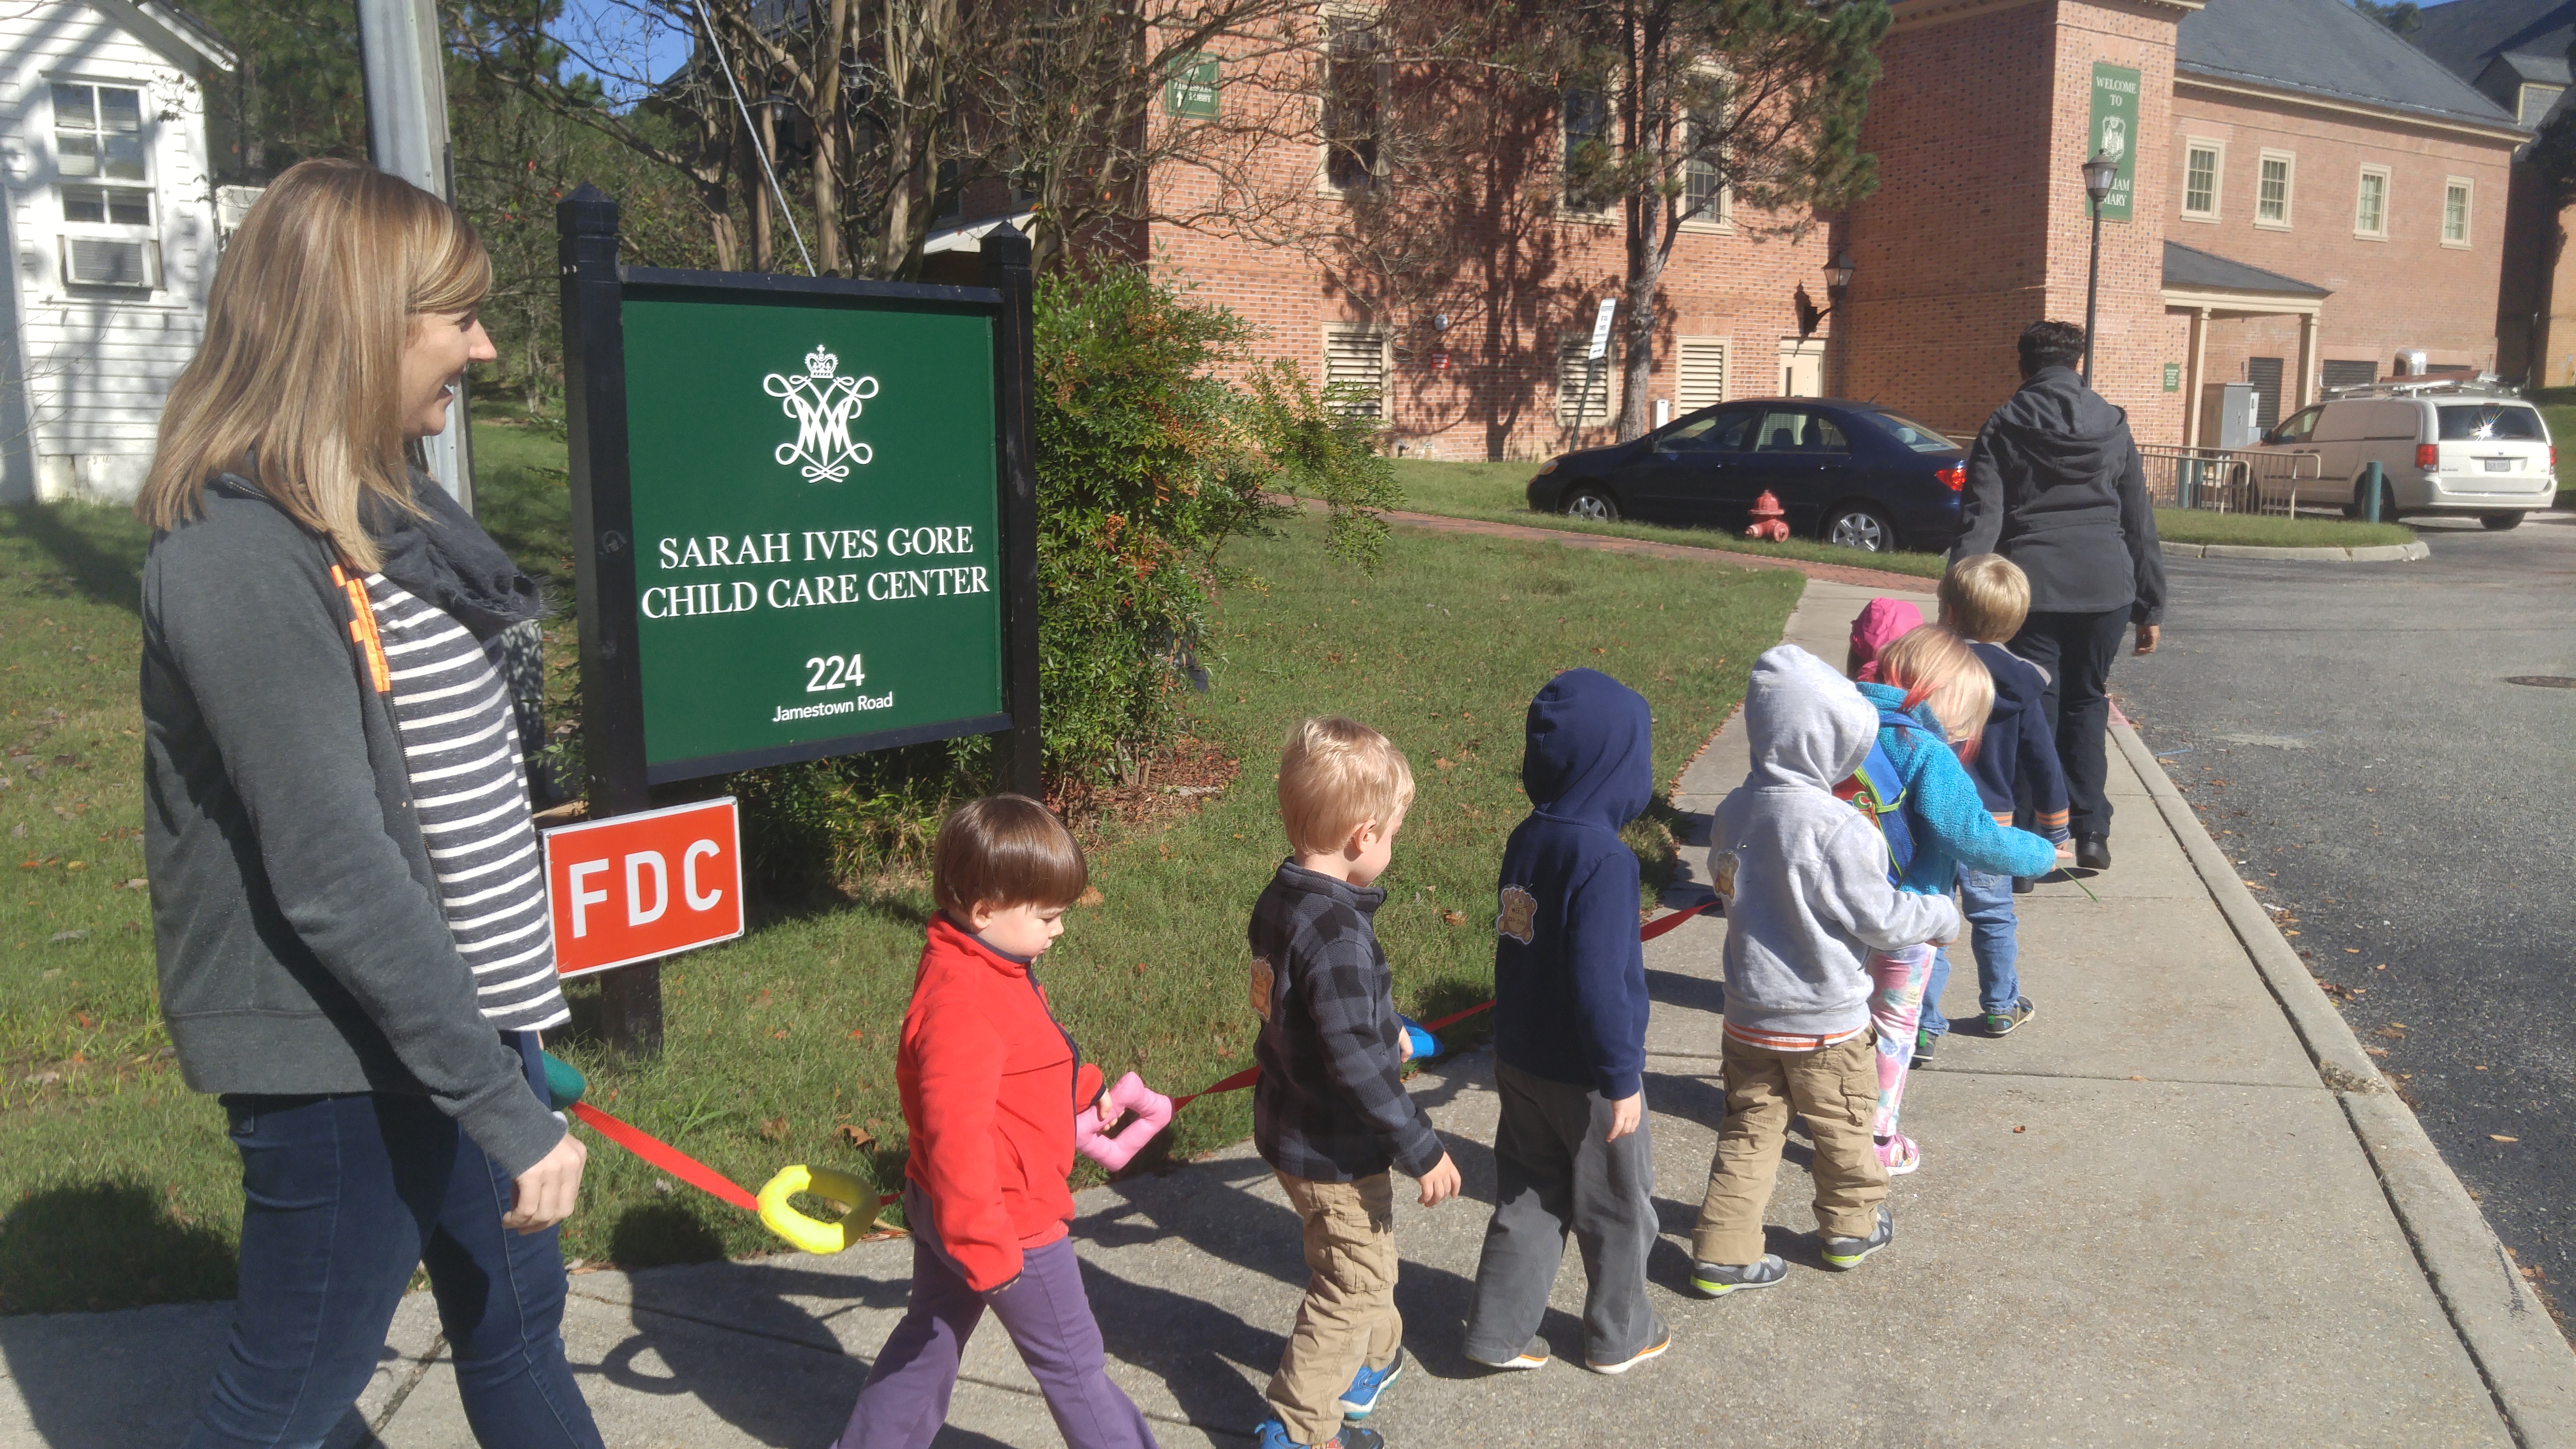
{"left": 643, "top": 523, "right": 988, "bottom": 618}
{"left": 685, "top": 840, "right": 724, "bottom": 911}
{"left": 626, "top": 851, "right": 668, "bottom": 927}
{"left": 867, "top": 566, "right": 991, "bottom": 601}
{"left": 568, "top": 859, "right": 610, "bottom": 939}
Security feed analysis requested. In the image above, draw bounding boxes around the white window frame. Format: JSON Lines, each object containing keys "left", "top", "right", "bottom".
{"left": 2180, "top": 137, "right": 2222, "bottom": 222}
{"left": 1560, "top": 85, "right": 1618, "bottom": 223}
{"left": 1676, "top": 72, "right": 1733, "bottom": 235}
{"left": 2353, "top": 163, "right": 2390, "bottom": 241}
{"left": 1314, "top": 7, "right": 1388, "bottom": 197}
{"left": 2442, "top": 176, "right": 2473, "bottom": 249}
{"left": 2255, "top": 149, "right": 2294, "bottom": 230}
{"left": 2520, "top": 83, "right": 2563, "bottom": 127}
{"left": 1556, "top": 334, "right": 1620, "bottom": 427}
{"left": 1321, "top": 323, "right": 1391, "bottom": 420}
{"left": 49, "top": 78, "right": 160, "bottom": 293}
{"left": 1675, "top": 336, "right": 1730, "bottom": 413}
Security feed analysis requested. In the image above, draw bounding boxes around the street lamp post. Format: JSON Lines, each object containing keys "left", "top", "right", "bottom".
{"left": 2080, "top": 152, "right": 2118, "bottom": 384}
{"left": 1824, "top": 250, "right": 1854, "bottom": 397}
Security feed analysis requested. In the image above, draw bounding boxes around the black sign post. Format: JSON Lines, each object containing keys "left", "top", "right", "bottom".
{"left": 555, "top": 184, "right": 1043, "bottom": 1057}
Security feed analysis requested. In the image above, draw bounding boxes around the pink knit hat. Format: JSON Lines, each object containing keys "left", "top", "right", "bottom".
{"left": 1848, "top": 598, "right": 1925, "bottom": 682}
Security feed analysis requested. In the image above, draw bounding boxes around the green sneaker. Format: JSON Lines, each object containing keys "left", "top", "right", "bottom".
{"left": 1912, "top": 1027, "right": 1937, "bottom": 1067}
{"left": 1821, "top": 1206, "right": 1893, "bottom": 1270}
{"left": 1983, "top": 996, "right": 2036, "bottom": 1037}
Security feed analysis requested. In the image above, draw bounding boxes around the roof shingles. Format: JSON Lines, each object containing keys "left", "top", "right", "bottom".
{"left": 2177, "top": 0, "right": 2524, "bottom": 132}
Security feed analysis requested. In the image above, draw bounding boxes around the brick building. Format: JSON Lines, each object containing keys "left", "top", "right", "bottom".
{"left": 932, "top": 0, "right": 2528, "bottom": 461}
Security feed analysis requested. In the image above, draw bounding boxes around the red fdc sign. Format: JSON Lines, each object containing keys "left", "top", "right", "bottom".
{"left": 545, "top": 798, "right": 745, "bottom": 979}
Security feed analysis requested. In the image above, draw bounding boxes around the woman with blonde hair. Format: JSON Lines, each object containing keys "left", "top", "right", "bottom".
{"left": 141, "top": 159, "right": 602, "bottom": 1449}
{"left": 1846, "top": 623, "right": 2059, "bottom": 1180}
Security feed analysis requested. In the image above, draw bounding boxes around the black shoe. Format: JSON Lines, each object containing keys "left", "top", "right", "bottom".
{"left": 2012, "top": 876, "right": 2034, "bottom": 895}
{"left": 1912, "top": 1028, "right": 1937, "bottom": 1067}
{"left": 2075, "top": 837, "right": 2110, "bottom": 870}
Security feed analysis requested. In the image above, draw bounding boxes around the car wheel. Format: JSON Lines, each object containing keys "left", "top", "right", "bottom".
{"left": 1562, "top": 486, "right": 1618, "bottom": 522}
{"left": 2482, "top": 511, "right": 2526, "bottom": 531}
{"left": 1822, "top": 500, "right": 1895, "bottom": 552}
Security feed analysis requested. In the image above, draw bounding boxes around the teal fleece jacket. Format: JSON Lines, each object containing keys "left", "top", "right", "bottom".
{"left": 1853, "top": 681, "right": 2058, "bottom": 893}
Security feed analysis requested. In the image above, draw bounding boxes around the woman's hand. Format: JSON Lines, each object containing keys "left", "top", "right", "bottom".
{"left": 504, "top": 1132, "right": 588, "bottom": 1234}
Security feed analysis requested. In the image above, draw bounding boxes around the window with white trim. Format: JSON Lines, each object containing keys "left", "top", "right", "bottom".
{"left": 1320, "top": 14, "right": 1385, "bottom": 192}
{"left": 2181, "top": 141, "right": 2220, "bottom": 219}
{"left": 1680, "top": 102, "right": 1731, "bottom": 230}
{"left": 1557, "top": 336, "right": 1618, "bottom": 426}
{"left": 2256, "top": 151, "right": 2293, "bottom": 228}
{"left": 2354, "top": 164, "right": 2389, "bottom": 239}
{"left": 2443, "top": 177, "right": 2472, "bottom": 247}
{"left": 1562, "top": 87, "right": 1616, "bottom": 215}
{"left": 53, "top": 82, "right": 158, "bottom": 289}
{"left": 1322, "top": 324, "right": 1389, "bottom": 418}
{"left": 1676, "top": 337, "right": 1728, "bottom": 413}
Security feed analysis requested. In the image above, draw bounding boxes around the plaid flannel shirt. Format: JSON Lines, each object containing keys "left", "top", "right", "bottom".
{"left": 1248, "top": 860, "right": 1444, "bottom": 1184}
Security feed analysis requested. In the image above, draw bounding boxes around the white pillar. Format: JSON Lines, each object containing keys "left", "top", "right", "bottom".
{"left": 2183, "top": 306, "right": 2210, "bottom": 448}
{"left": 2296, "top": 310, "right": 2320, "bottom": 410}
{"left": 355, "top": 0, "right": 469, "bottom": 508}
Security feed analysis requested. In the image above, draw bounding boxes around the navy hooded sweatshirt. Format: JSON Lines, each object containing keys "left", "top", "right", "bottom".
{"left": 1966, "top": 641, "right": 2071, "bottom": 843}
{"left": 1491, "top": 668, "right": 1654, "bottom": 1100}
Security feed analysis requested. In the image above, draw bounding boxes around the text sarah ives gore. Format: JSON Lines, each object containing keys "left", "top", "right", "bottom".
{"left": 642, "top": 522, "right": 988, "bottom": 723}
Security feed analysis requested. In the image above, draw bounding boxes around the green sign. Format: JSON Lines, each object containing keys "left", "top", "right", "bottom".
{"left": 2087, "top": 61, "right": 2141, "bottom": 223}
{"left": 1165, "top": 53, "right": 1218, "bottom": 118}
{"left": 620, "top": 289, "right": 1004, "bottom": 776}
{"left": 2163, "top": 361, "right": 2182, "bottom": 392}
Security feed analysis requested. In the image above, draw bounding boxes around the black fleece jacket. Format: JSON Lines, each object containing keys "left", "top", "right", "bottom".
{"left": 1952, "top": 366, "right": 2168, "bottom": 626}
{"left": 140, "top": 475, "right": 563, "bottom": 1176}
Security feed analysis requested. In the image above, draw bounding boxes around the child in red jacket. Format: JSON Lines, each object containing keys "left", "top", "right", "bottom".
{"left": 834, "top": 795, "right": 1158, "bottom": 1449}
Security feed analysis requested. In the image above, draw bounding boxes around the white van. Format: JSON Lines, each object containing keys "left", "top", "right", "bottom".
{"left": 2248, "top": 383, "right": 2556, "bottom": 530}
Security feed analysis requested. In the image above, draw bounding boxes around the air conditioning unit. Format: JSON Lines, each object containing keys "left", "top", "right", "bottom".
{"left": 60, "top": 235, "right": 161, "bottom": 289}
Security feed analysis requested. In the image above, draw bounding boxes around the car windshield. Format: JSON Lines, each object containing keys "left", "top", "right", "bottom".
{"left": 1871, "top": 411, "right": 1958, "bottom": 452}
{"left": 2436, "top": 403, "right": 2545, "bottom": 442}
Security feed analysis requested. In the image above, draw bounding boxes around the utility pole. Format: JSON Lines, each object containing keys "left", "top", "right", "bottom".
{"left": 355, "top": 0, "right": 472, "bottom": 509}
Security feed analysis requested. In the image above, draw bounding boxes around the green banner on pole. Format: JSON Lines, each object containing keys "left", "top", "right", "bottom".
{"left": 2088, "top": 61, "right": 2141, "bottom": 223}
{"left": 619, "top": 290, "right": 1005, "bottom": 776}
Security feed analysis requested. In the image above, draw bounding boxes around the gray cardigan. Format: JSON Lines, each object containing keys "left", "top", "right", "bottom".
{"left": 140, "top": 479, "right": 564, "bottom": 1176}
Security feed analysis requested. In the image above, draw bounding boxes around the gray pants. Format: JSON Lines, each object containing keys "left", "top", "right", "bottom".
{"left": 1462, "top": 1061, "right": 1658, "bottom": 1366}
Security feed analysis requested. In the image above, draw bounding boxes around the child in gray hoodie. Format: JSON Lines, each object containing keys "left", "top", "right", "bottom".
{"left": 1687, "top": 645, "right": 1962, "bottom": 1294}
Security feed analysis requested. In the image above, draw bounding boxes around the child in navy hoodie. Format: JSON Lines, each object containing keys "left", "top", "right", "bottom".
{"left": 1462, "top": 669, "right": 1669, "bottom": 1378}
{"left": 1917, "top": 555, "right": 2073, "bottom": 1063}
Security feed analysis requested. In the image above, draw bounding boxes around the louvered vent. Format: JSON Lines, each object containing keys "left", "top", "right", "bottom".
{"left": 1324, "top": 328, "right": 1387, "bottom": 418}
{"left": 1677, "top": 338, "right": 1728, "bottom": 413}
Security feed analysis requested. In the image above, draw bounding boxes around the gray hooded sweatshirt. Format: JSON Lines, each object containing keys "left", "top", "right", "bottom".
{"left": 1708, "top": 646, "right": 1962, "bottom": 1039}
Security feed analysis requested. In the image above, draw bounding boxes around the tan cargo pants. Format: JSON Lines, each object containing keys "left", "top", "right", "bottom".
{"left": 1691, "top": 1031, "right": 1889, "bottom": 1266}
{"left": 1268, "top": 1171, "right": 1401, "bottom": 1446}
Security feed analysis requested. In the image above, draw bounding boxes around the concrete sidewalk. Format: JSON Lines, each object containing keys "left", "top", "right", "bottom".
{"left": 7, "top": 577, "right": 2569, "bottom": 1448}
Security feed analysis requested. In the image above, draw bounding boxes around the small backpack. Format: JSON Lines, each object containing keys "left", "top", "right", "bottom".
{"left": 1834, "top": 706, "right": 1939, "bottom": 886}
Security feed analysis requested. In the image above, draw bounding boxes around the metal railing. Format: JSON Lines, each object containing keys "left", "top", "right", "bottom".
{"left": 2136, "top": 444, "right": 2323, "bottom": 516}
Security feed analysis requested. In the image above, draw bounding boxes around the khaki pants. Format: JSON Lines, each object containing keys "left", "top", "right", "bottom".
{"left": 1268, "top": 1171, "right": 1400, "bottom": 1446}
{"left": 1691, "top": 1031, "right": 1889, "bottom": 1266}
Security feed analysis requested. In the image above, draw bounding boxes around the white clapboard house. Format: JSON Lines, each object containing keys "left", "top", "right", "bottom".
{"left": 0, "top": 1, "right": 229, "bottom": 504}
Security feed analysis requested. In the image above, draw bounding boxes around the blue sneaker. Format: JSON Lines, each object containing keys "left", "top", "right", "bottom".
{"left": 1256, "top": 1420, "right": 1384, "bottom": 1449}
{"left": 1337, "top": 1345, "right": 1404, "bottom": 1418}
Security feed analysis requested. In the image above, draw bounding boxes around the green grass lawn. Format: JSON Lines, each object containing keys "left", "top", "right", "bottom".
{"left": 0, "top": 426, "right": 1798, "bottom": 1311}
{"left": 1388, "top": 458, "right": 1952, "bottom": 579}
{"left": 2153, "top": 510, "right": 2415, "bottom": 548}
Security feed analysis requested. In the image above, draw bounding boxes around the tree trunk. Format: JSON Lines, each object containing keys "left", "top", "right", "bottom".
{"left": 745, "top": 82, "right": 774, "bottom": 272}
{"left": 812, "top": 0, "right": 850, "bottom": 274}
{"left": 1616, "top": 198, "right": 1664, "bottom": 441}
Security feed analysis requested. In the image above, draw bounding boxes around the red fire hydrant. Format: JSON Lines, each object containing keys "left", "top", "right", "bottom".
{"left": 1745, "top": 490, "right": 1790, "bottom": 541}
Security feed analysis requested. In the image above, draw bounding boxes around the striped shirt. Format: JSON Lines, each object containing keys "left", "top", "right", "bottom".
{"left": 365, "top": 575, "right": 568, "bottom": 1031}
{"left": 1722, "top": 1019, "right": 1870, "bottom": 1053}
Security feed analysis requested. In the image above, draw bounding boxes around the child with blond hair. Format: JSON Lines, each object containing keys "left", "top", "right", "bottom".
{"left": 1852, "top": 625, "right": 2059, "bottom": 1175}
{"left": 1916, "top": 555, "right": 2073, "bottom": 1064}
{"left": 1249, "top": 718, "right": 1460, "bottom": 1449}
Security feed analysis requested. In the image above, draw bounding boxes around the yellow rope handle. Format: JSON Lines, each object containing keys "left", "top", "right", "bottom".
{"left": 755, "top": 1164, "right": 882, "bottom": 1255}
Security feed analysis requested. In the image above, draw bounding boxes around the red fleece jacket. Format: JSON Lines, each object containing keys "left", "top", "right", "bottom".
{"left": 898, "top": 915, "right": 1086, "bottom": 1292}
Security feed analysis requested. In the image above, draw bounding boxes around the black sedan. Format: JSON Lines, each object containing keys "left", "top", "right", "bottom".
{"left": 1524, "top": 398, "right": 1966, "bottom": 553}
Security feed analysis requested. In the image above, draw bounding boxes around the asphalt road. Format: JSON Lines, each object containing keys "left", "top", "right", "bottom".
{"left": 2109, "top": 512, "right": 2576, "bottom": 1301}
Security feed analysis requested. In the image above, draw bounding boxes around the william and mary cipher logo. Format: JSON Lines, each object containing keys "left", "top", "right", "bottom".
{"left": 764, "top": 344, "right": 880, "bottom": 483}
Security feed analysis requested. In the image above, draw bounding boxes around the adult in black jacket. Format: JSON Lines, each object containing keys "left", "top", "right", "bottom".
{"left": 1950, "top": 321, "right": 2167, "bottom": 870}
{"left": 137, "top": 161, "right": 601, "bottom": 1449}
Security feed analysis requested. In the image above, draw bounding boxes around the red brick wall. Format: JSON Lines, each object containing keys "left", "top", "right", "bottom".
{"left": 2168, "top": 81, "right": 2517, "bottom": 401}
{"left": 2048, "top": 1, "right": 2182, "bottom": 448}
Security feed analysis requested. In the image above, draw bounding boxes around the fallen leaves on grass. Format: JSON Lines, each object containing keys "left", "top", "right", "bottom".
{"left": 837, "top": 1123, "right": 873, "bottom": 1150}
{"left": 1441, "top": 910, "right": 1465, "bottom": 927}
{"left": 760, "top": 1117, "right": 790, "bottom": 1142}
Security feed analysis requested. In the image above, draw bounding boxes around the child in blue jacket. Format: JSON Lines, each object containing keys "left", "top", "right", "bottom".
{"left": 1463, "top": 669, "right": 1668, "bottom": 1378}
{"left": 1853, "top": 626, "right": 2058, "bottom": 1175}
{"left": 1919, "top": 555, "right": 2074, "bottom": 1063}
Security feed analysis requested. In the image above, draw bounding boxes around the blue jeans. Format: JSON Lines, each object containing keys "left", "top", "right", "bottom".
{"left": 182, "top": 1092, "right": 603, "bottom": 1449}
{"left": 1922, "top": 870, "right": 2019, "bottom": 1038}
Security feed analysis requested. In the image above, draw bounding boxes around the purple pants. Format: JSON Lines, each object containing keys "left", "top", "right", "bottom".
{"left": 834, "top": 1185, "right": 1159, "bottom": 1449}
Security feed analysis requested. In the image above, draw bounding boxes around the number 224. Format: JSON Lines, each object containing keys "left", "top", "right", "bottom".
{"left": 805, "top": 653, "right": 866, "bottom": 692}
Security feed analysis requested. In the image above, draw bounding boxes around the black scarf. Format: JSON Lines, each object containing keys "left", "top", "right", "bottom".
{"left": 364, "top": 470, "right": 545, "bottom": 641}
